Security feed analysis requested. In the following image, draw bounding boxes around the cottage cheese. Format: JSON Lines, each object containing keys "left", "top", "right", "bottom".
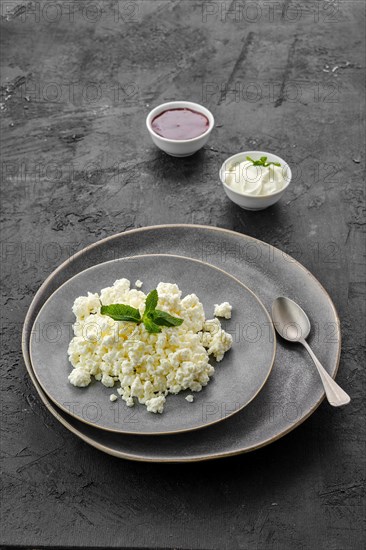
{"left": 68, "top": 279, "right": 233, "bottom": 413}
{"left": 68, "top": 368, "right": 91, "bottom": 387}
{"left": 214, "top": 302, "right": 232, "bottom": 319}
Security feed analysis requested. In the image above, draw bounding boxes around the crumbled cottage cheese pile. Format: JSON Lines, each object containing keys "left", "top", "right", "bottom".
{"left": 68, "top": 279, "right": 232, "bottom": 413}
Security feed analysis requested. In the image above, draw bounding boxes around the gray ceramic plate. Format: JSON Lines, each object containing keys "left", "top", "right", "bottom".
{"left": 22, "top": 225, "right": 341, "bottom": 461}
{"left": 29, "top": 254, "right": 275, "bottom": 435}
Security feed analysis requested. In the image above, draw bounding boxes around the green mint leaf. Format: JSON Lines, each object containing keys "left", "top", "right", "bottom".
{"left": 151, "top": 309, "right": 184, "bottom": 327}
{"left": 101, "top": 304, "right": 141, "bottom": 323}
{"left": 262, "top": 160, "right": 281, "bottom": 167}
{"left": 144, "top": 289, "right": 158, "bottom": 314}
{"left": 246, "top": 155, "right": 281, "bottom": 168}
{"left": 143, "top": 317, "right": 162, "bottom": 333}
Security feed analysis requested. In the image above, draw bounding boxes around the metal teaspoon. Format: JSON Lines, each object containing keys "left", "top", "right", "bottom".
{"left": 272, "top": 297, "right": 350, "bottom": 407}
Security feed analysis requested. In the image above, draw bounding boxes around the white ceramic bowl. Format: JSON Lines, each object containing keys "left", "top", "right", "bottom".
{"left": 146, "top": 101, "right": 214, "bottom": 157}
{"left": 220, "top": 151, "right": 292, "bottom": 210}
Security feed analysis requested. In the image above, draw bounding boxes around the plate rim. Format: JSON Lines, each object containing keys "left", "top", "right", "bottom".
{"left": 29, "top": 253, "right": 276, "bottom": 436}
{"left": 22, "top": 224, "right": 341, "bottom": 462}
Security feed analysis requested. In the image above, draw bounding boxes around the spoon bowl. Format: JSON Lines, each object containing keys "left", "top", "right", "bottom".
{"left": 272, "top": 297, "right": 350, "bottom": 407}
{"left": 272, "top": 296, "right": 311, "bottom": 342}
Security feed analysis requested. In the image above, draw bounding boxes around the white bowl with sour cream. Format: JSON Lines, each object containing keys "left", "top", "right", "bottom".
{"left": 220, "top": 151, "right": 292, "bottom": 210}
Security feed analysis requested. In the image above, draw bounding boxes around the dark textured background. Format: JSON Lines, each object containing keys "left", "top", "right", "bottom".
{"left": 0, "top": 1, "right": 365, "bottom": 548}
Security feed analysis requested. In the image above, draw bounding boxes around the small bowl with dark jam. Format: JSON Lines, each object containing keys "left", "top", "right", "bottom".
{"left": 146, "top": 101, "right": 214, "bottom": 157}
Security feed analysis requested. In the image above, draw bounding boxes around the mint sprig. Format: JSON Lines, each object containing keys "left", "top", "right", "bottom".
{"left": 100, "top": 289, "right": 183, "bottom": 333}
{"left": 246, "top": 155, "right": 281, "bottom": 167}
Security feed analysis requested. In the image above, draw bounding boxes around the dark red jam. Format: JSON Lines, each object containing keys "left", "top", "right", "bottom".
{"left": 151, "top": 108, "right": 209, "bottom": 140}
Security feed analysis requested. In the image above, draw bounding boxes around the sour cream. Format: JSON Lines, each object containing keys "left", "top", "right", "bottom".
{"left": 224, "top": 160, "right": 286, "bottom": 196}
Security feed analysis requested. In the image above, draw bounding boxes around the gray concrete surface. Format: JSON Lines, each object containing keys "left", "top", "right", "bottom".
{"left": 0, "top": 1, "right": 365, "bottom": 548}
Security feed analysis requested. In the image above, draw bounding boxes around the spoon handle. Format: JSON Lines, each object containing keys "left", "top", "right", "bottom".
{"left": 300, "top": 339, "right": 351, "bottom": 407}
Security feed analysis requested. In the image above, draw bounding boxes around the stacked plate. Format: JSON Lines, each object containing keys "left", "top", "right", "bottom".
{"left": 22, "top": 225, "right": 340, "bottom": 462}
